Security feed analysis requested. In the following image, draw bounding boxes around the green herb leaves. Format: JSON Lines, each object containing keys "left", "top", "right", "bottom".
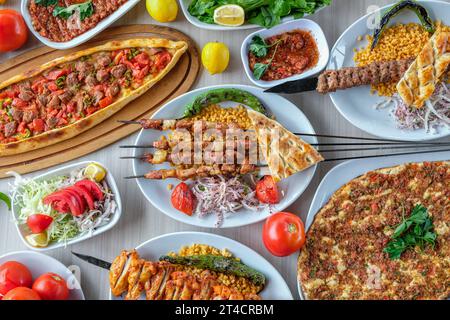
{"left": 0, "top": 192, "right": 11, "bottom": 211}
{"left": 250, "top": 36, "right": 281, "bottom": 80}
{"left": 56, "top": 76, "right": 66, "bottom": 89}
{"left": 35, "top": 0, "right": 58, "bottom": 6}
{"left": 249, "top": 35, "right": 269, "bottom": 57}
{"left": 384, "top": 205, "right": 437, "bottom": 260}
{"left": 53, "top": 0, "right": 94, "bottom": 21}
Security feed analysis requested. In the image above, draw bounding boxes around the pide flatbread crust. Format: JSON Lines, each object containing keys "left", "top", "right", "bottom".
{"left": 0, "top": 38, "right": 188, "bottom": 156}
{"left": 247, "top": 109, "right": 323, "bottom": 182}
{"left": 298, "top": 161, "right": 450, "bottom": 300}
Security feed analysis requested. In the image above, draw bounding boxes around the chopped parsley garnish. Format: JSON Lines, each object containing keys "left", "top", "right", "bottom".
{"left": 384, "top": 205, "right": 437, "bottom": 260}
{"left": 35, "top": 0, "right": 57, "bottom": 6}
{"left": 56, "top": 76, "right": 66, "bottom": 89}
{"left": 53, "top": 0, "right": 94, "bottom": 21}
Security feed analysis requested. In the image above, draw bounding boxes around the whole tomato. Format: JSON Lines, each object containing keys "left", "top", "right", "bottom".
{"left": 2, "top": 287, "right": 41, "bottom": 300}
{"left": 32, "top": 273, "right": 69, "bottom": 300}
{"left": 262, "top": 212, "right": 306, "bottom": 257}
{"left": 0, "top": 261, "right": 33, "bottom": 296}
{"left": 0, "top": 9, "right": 28, "bottom": 52}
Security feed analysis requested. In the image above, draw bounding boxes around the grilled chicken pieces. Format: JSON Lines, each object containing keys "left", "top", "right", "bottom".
{"left": 109, "top": 250, "right": 261, "bottom": 300}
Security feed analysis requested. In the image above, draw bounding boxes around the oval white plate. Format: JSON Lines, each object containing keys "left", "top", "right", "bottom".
{"left": 132, "top": 84, "right": 318, "bottom": 228}
{"left": 11, "top": 161, "right": 122, "bottom": 252}
{"left": 110, "top": 231, "right": 293, "bottom": 300}
{"left": 297, "top": 150, "right": 450, "bottom": 299}
{"left": 21, "top": 0, "right": 140, "bottom": 50}
{"left": 241, "top": 19, "right": 329, "bottom": 88}
{"left": 328, "top": 0, "right": 450, "bottom": 141}
{"left": 0, "top": 251, "right": 85, "bottom": 300}
{"left": 179, "top": 0, "right": 327, "bottom": 31}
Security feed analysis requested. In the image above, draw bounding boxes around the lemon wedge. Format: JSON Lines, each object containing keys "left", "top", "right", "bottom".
{"left": 85, "top": 163, "right": 107, "bottom": 182}
{"left": 213, "top": 5, "right": 245, "bottom": 27}
{"left": 26, "top": 232, "right": 49, "bottom": 248}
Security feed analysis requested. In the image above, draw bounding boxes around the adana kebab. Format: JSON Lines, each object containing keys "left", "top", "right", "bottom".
{"left": 110, "top": 250, "right": 262, "bottom": 300}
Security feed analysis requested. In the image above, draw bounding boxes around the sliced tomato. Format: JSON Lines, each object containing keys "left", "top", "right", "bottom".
{"left": 70, "top": 185, "right": 95, "bottom": 211}
{"left": 98, "top": 96, "right": 113, "bottom": 108}
{"left": 74, "top": 180, "right": 104, "bottom": 201}
{"left": 32, "top": 118, "right": 45, "bottom": 133}
{"left": 26, "top": 214, "right": 53, "bottom": 234}
{"left": 63, "top": 188, "right": 86, "bottom": 215}
{"left": 171, "top": 182, "right": 195, "bottom": 216}
{"left": 44, "top": 191, "right": 83, "bottom": 216}
{"left": 256, "top": 175, "right": 280, "bottom": 204}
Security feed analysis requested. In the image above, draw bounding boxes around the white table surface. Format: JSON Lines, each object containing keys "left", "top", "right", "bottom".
{"left": 0, "top": 0, "right": 448, "bottom": 300}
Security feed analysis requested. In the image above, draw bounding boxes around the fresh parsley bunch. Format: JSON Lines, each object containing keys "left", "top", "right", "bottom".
{"left": 384, "top": 205, "right": 437, "bottom": 260}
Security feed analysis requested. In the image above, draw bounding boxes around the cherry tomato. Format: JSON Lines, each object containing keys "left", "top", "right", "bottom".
{"left": 75, "top": 180, "right": 104, "bottom": 201}
{"left": 32, "top": 273, "right": 69, "bottom": 300}
{"left": 26, "top": 214, "right": 53, "bottom": 234}
{"left": 256, "top": 176, "right": 280, "bottom": 204}
{"left": 0, "top": 10, "right": 28, "bottom": 52}
{"left": 171, "top": 182, "right": 195, "bottom": 216}
{"left": 2, "top": 287, "right": 41, "bottom": 300}
{"left": 262, "top": 212, "right": 306, "bottom": 257}
{"left": 0, "top": 261, "right": 32, "bottom": 296}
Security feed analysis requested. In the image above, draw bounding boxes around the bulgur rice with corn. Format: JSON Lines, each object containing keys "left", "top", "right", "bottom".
{"left": 190, "top": 104, "right": 253, "bottom": 129}
{"left": 167, "top": 244, "right": 262, "bottom": 294}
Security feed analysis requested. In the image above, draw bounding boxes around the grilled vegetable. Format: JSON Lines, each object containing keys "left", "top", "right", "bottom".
{"left": 183, "top": 88, "right": 268, "bottom": 117}
{"left": 371, "top": 0, "right": 435, "bottom": 50}
{"left": 159, "top": 254, "right": 266, "bottom": 287}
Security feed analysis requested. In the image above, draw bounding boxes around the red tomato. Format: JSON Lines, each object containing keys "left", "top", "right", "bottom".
{"left": 262, "top": 212, "right": 306, "bottom": 257}
{"left": 0, "top": 10, "right": 28, "bottom": 52}
{"left": 32, "top": 273, "right": 69, "bottom": 300}
{"left": 133, "top": 52, "right": 150, "bottom": 67}
{"left": 46, "top": 69, "right": 69, "bottom": 81}
{"left": 98, "top": 96, "right": 113, "bottom": 108}
{"left": 0, "top": 261, "right": 33, "bottom": 296}
{"left": 74, "top": 180, "right": 104, "bottom": 201}
{"left": 32, "top": 118, "right": 45, "bottom": 133}
{"left": 171, "top": 182, "right": 195, "bottom": 216}
{"left": 12, "top": 98, "right": 28, "bottom": 109}
{"left": 155, "top": 51, "right": 171, "bottom": 70}
{"left": 47, "top": 82, "right": 59, "bottom": 92}
{"left": 256, "top": 176, "right": 280, "bottom": 204}
{"left": 44, "top": 191, "right": 83, "bottom": 216}
{"left": 26, "top": 214, "right": 53, "bottom": 234}
{"left": 71, "top": 185, "right": 95, "bottom": 211}
{"left": 64, "top": 188, "right": 87, "bottom": 214}
{"left": 2, "top": 287, "right": 41, "bottom": 300}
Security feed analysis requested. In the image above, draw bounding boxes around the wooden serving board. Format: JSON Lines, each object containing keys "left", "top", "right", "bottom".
{"left": 0, "top": 25, "right": 200, "bottom": 179}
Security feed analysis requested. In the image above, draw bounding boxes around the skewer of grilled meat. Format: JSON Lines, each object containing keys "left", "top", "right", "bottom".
{"left": 110, "top": 251, "right": 261, "bottom": 300}
{"left": 317, "top": 58, "right": 414, "bottom": 93}
{"left": 137, "top": 163, "right": 260, "bottom": 180}
{"left": 151, "top": 134, "right": 257, "bottom": 151}
{"left": 124, "top": 119, "right": 244, "bottom": 132}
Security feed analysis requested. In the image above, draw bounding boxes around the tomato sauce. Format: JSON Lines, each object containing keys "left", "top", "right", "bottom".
{"left": 249, "top": 29, "right": 319, "bottom": 81}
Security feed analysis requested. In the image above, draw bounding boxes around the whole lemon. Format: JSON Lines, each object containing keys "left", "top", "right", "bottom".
{"left": 146, "top": 0, "right": 178, "bottom": 23}
{"left": 201, "top": 42, "right": 230, "bottom": 75}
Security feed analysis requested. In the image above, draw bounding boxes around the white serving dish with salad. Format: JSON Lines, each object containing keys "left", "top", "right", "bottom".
{"left": 180, "top": 0, "right": 330, "bottom": 31}
{"left": 21, "top": 0, "right": 141, "bottom": 50}
{"left": 132, "top": 84, "right": 319, "bottom": 229}
{"left": 11, "top": 161, "right": 122, "bottom": 251}
{"left": 241, "top": 19, "right": 329, "bottom": 88}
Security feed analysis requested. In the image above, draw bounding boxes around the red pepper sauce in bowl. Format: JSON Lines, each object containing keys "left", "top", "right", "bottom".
{"left": 249, "top": 29, "right": 319, "bottom": 82}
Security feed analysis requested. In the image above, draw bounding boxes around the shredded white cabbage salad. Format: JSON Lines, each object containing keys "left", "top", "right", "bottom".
{"left": 191, "top": 175, "right": 268, "bottom": 227}
{"left": 11, "top": 168, "right": 116, "bottom": 245}
{"left": 374, "top": 82, "right": 450, "bottom": 134}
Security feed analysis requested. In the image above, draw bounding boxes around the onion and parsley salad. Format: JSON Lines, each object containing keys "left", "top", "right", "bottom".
{"left": 12, "top": 163, "right": 116, "bottom": 248}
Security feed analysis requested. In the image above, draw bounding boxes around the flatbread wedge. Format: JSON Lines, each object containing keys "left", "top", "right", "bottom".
{"left": 0, "top": 38, "right": 188, "bottom": 156}
{"left": 247, "top": 109, "right": 323, "bottom": 182}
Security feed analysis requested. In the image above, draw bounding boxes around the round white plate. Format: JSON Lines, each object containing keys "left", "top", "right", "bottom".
{"left": 110, "top": 232, "right": 293, "bottom": 300}
{"left": 0, "top": 251, "right": 85, "bottom": 300}
{"left": 179, "top": 0, "right": 327, "bottom": 31}
{"left": 132, "top": 84, "right": 318, "bottom": 228}
{"left": 328, "top": 0, "right": 450, "bottom": 141}
{"left": 297, "top": 150, "right": 450, "bottom": 299}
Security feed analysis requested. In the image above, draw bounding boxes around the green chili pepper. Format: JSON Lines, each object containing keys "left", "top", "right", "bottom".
{"left": 56, "top": 76, "right": 66, "bottom": 89}
{"left": 371, "top": 0, "right": 435, "bottom": 50}
{"left": 183, "top": 88, "right": 269, "bottom": 118}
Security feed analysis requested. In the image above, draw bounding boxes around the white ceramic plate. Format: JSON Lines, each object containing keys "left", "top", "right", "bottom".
{"left": 21, "top": 0, "right": 140, "bottom": 50}
{"left": 328, "top": 0, "right": 450, "bottom": 141}
{"left": 132, "top": 84, "right": 318, "bottom": 228}
{"left": 11, "top": 161, "right": 122, "bottom": 251}
{"left": 0, "top": 251, "right": 85, "bottom": 300}
{"left": 110, "top": 232, "right": 293, "bottom": 300}
{"left": 297, "top": 150, "right": 450, "bottom": 299}
{"left": 241, "top": 19, "right": 329, "bottom": 88}
{"left": 179, "top": 0, "right": 327, "bottom": 31}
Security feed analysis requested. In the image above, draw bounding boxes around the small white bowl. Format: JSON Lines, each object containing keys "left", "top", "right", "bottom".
{"left": 0, "top": 251, "right": 85, "bottom": 300}
{"left": 11, "top": 161, "right": 122, "bottom": 252}
{"left": 241, "top": 19, "right": 330, "bottom": 88}
{"left": 21, "top": 0, "right": 141, "bottom": 50}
